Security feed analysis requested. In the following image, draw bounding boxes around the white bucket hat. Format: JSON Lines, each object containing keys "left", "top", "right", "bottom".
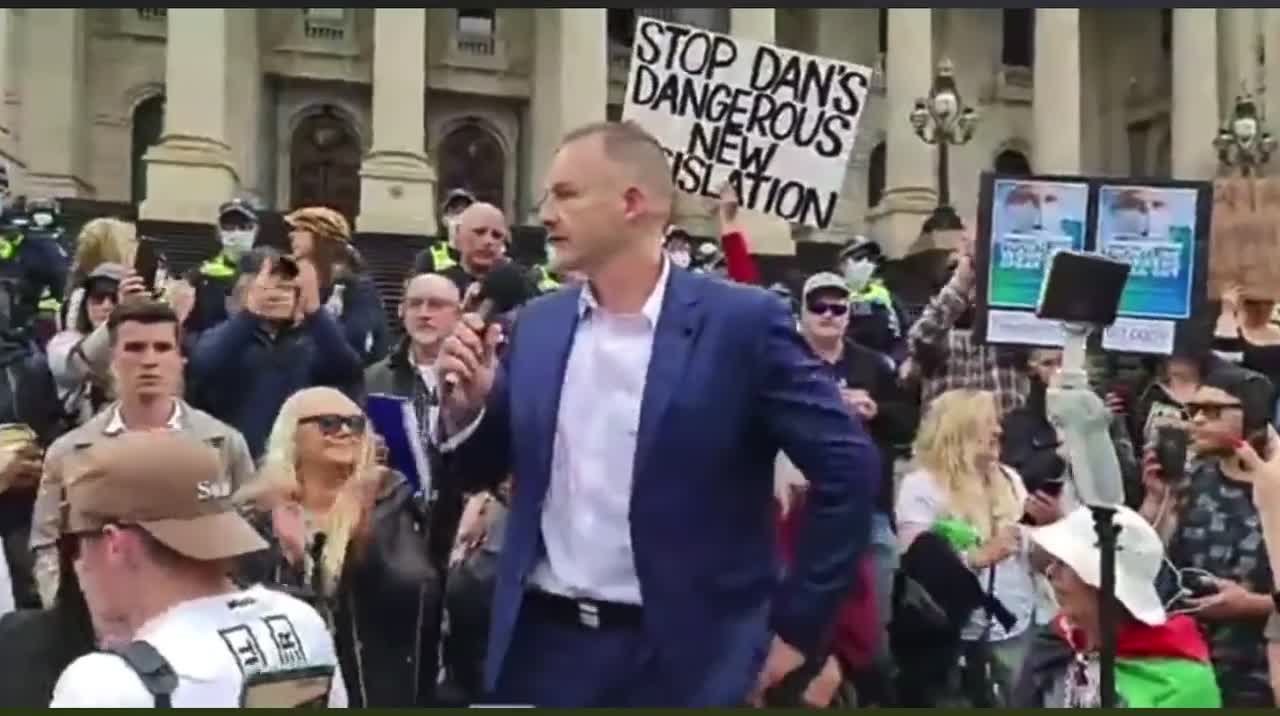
{"left": 1030, "top": 505, "right": 1167, "bottom": 626}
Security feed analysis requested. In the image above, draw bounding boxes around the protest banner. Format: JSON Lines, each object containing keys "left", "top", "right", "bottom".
{"left": 622, "top": 17, "right": 872, "bottom": 230}
{"left": 1208, "top": 177, "right": 1280, "bottom": 301}
{"left": 974, "top": 176, "right": 1089, "bottom": 347}
{"left": 973, "top": 172, "right": 1212, "bottom": 356}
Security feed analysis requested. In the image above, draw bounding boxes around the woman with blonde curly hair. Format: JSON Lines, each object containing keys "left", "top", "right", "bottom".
{"left": 236, "top": 386, "right": 441, "bottom": 706}
{"left": 894, "top": 389, "right": 1039, "bottom": 705}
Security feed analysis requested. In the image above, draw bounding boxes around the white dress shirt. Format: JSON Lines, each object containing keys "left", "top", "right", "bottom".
{"left": 440, "top": 258, "right": 669, "bottom": 605}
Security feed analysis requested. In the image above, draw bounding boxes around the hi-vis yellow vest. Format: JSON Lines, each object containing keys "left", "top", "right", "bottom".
{"left": 430, "top": 243, "right": 456, "bottom": 272}
{"left": 534, "top": 264, "right": 560, "bottom": 292}
{"left": 199, "top": 254, "right": 237, "bottom": 280}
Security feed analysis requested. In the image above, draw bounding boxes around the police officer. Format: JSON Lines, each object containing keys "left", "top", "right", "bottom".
{"left": 184, "top": 198, "right": 260, "bottom": 339}
{"left": 48, "top": 432, "right": 347, "bottom": 707}
{"left": 838, "top": 236, "right": 910, "bottom": 365}
{"left": 413, "top": 188, "right": 474, "bottom": 276}
{"left": 0, "top": 171, "right": 70, "bottom": 339}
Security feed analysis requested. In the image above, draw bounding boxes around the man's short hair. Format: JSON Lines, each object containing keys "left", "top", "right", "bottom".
{"left": 107, "top": 300, "right": 180, "bottom": 345}
{"left": 560, "top": 120, "right": 674, "bottom": 202}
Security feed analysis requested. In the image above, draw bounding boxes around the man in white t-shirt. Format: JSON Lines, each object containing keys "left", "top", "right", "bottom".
{"left": 48, "top": 432, "right": 347, "bottom": 707}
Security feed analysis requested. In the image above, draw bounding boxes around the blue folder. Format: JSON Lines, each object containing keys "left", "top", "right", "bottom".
{"left": 365, "top": 394, "right": 431, "bottom": 497}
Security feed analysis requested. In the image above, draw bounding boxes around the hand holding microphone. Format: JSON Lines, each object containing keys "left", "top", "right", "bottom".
{"left": 435, "top": 262, "right": 532, "bottom": 429}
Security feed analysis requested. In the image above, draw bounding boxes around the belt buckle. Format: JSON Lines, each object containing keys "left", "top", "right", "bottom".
{"left": 576, "top": 600, "right": 600, "bottom": 629}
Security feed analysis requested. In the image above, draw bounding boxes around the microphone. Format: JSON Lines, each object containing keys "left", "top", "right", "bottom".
{"left": 444, "top": 261, "right": 533, "bottom": 391}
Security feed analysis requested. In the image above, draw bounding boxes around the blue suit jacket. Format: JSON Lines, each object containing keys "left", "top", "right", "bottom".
{"left": 450, "top": 268, "right": 880, "bottom": 705}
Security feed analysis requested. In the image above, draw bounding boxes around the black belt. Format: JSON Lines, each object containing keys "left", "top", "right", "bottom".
{"left": 522, "top": 590, "right": 644, "bottom": 630}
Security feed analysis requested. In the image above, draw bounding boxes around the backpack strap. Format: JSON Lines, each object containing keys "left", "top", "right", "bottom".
{"left": 108, "top": 640, "right": 177, "bottom": 708}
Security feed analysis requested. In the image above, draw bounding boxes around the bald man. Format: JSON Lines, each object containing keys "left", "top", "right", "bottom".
{"left": 434, "top": 120, "right": 877, "bottom": 706}
{"left": 412, "top": 202, "right": 512, "bottom": 297}
{"left": 365, "top": 272, "right": 463, "bottom": 569}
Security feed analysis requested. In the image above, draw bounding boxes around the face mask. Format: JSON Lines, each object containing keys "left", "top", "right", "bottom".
{"left": 220, "top": 228, "right": 256, "bottom": 259}
{"left": 669, "top": 250, "right": 691, "bottom": 269}
{"left": 1112, "top": 208, "right": 1147, "bottom": 237}
{"left": 842, "top": 259, "right": 876, "bottom": 292}
{"left": 444, "top": 215, "right": 462, "bottom": 249}
{"left": 31, "top": 212, "right": 53, "bottom": 228}
{"left": 1006, "top": 201, "right": 1040, "bottom": 234}
{"left": 1147, "top": 207, "right": 1171, "bottom": 238}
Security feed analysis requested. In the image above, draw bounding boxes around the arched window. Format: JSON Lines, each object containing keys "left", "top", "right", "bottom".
{"left": 457, "top": 8, "right": 495, "bottom": 36}
{"left": 877, "top": 9, "right": 888, "bottom": 55}
{"left": 607, "top": 9, "right": 636, "bottom": 48}
{"left": 867, "top": 142, "right": 886, "bottom": 208}
{"left": 437, "top": 123, "right": 505, "bottom": 210}
{"left": 994, "top": 148, "right": 1032, "bottom": 176}
{"left": 131, "top": 95, "right": 165, "bottom": 205}
{"left": 289, "top": 107, "right": 361, "bottom": 222}
{"left": 1002, "top": 9, "right": 1033, "bottom": 67}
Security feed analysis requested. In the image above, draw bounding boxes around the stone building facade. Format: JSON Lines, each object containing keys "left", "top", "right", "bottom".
{"left": 0, "top": 8, "right": 1270, "bottom": 255}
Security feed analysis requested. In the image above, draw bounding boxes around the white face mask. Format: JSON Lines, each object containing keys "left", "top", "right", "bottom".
{"left": 220, "top": 228, "right": 256, "bottom": 259}
{"left": 842, "top": 259, "right": 876, "bottom": 292}
{"left": 1006, "top": 201, "right": 1040, "bottom": 234}
{"left": 31, "top": 212, "right": 53, "bottom": 228}
{"left": 669, "top": 250, "right": 691, "bottom": 269}
{"left": 444, "top": 214, "right": 462, "bottom": 249}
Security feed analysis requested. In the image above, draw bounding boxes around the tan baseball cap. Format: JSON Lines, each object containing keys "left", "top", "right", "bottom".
{"left": 63, "top": 432, "right": 266, "bottom": 561}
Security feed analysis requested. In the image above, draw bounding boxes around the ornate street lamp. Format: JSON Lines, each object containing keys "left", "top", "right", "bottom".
{"left": 910, "top": 58, "right": 980, "bottom": 232}
{"left": 1213, "top": 93, "right": 1276, "bottom": 177}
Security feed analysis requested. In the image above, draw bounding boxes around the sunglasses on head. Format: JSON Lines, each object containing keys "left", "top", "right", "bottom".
{"left": 299, "top": 413, "right": 367, "bottom": 436}
{"left": 805, "top": 299, "right": 849, "bottom": 317}
{"left": 1184, "top": 401, "right": 1243, "bottom": 420}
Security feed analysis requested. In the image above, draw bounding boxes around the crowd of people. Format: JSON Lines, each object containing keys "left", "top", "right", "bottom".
{"left": 0, "top": 118, "right": 1276, "bottom": 707}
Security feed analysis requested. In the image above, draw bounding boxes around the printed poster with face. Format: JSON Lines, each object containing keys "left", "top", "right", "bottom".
{"left": 974, "top": 173, "right": 1211, "bottom": 355}
{"left": 977, "top": 177, "right": 1089, "bottom": 347}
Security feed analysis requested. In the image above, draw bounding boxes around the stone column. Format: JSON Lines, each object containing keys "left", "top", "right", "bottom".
{"left": 723, "top": 9, "right": 793, "bottom": 255}
{"left": 525, "top": 9, "right": 607, "bottom": 219}
{"left": 868, "top": 8, "right": 936, "bottom": 258}
{"left": 1033, "top": 10, "right": 1081, "bottom": 174}
{"left": 1171, "top": 9, "right": 1220, "bottom": 179}
{"left": 20, "top": 9, "right": 90, "bottom": 198}
{"left": 0, "top": 9, "right": 15, "bottom": 170}
{"left": 1220, "top": 9, "right": 1259, "bottom": 107}
{"left": 1265, "top": 10, "right": 1280, "bottom": 176}
{"left": 139, "top": 9, "right": 238, "bottom": 222}
{"left": 356, "top": 8, "right": 435, "bottom": 235}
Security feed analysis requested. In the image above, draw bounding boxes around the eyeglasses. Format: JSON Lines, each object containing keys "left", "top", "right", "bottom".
{"left": 298, "top": 414, "right": 367, "bottom": 436}
{"left": 1184, "top": 402, "right": 1243, "bottom": 420}
{"left": 805, "top": 300, "right": 849, "bottom": 317}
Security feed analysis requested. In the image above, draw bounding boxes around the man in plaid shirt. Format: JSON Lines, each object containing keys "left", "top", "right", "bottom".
{"left": 904, "top": 241, "right": 1029, "bottom": 417}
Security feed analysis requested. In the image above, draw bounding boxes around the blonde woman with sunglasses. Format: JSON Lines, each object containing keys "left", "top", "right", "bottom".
{"left": 236, "top": 387, "right": 441, "bottom": 707}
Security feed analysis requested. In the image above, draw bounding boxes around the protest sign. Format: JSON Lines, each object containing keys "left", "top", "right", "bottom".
{"left": 1208, "top": 177, "right": 1280, "bottom": 301}
{"left": 974, "top": 172, "right": 1212, "bottom": 356}
{"left": 976, "top": 177, "right": 1089, "bottom": 346}
{"left": 622, "top": 17, "right": 872, "bottom": 229}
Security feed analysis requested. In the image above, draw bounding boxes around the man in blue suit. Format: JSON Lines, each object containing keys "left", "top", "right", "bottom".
{"left": 435, "top": 120, "right": 880, "bottom": 707}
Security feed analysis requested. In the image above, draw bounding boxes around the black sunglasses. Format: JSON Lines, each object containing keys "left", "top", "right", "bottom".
{"left": 805, "top": 300, "right": 849, "bottom": 317}
{"left": 1184, "top": 402, "right": 1243, "bottom": 420}
{"left": 299, "top": 414, "right": 367, "bottom": 436}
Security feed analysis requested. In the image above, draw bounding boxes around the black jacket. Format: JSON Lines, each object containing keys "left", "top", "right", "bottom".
{"left": 822, "top": 339, "right": 918, "bottom": 516}
{"left": 238, "top": 470, "right": 442, "bottom": 707}
{"left": 362, "top": 339, "right": 461, "bottom": 572}
{"left": 0, "top": 332, "right": 64, "bottom": 609}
